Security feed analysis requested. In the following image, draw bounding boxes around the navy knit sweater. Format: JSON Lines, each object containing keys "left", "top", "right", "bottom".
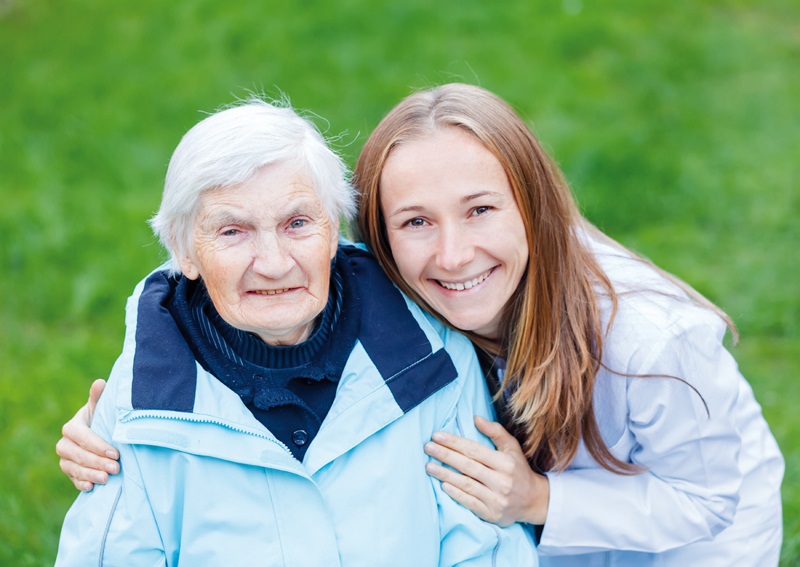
{"left": 166, "top": 249, "right": 360, "bottom": 460}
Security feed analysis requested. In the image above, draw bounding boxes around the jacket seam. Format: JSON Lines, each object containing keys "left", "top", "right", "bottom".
{"left": 98, "top": 485, "right": 122, "bottom": 567}
{"left": 491, "top": 524, "right": 501, "bottom": 567}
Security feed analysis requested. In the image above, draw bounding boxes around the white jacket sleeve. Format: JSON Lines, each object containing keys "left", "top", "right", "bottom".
{"left": 55, "top": 375, "right": 166, "bottom": 567}
{"left": 435, "top": 332, "right": 539, "bottom": 566}
{"left": 538, "top": 319, "right": 743, "bottom": 555}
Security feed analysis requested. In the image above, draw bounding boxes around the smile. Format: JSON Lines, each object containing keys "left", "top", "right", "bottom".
{"left": 250, "top": 288, "right": 293, "bottom": 295}
{"left": 436, "top": 269, "right": 493, "bottom": 291}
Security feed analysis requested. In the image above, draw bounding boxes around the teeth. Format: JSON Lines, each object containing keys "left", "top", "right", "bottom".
{"left": 438, "top": 270, "right": 490, "bottom": 291}
{"left": 252, "top": 289, "right": 290, "bottom": 295}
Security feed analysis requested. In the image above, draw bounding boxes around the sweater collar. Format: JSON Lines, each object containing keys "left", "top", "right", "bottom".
{"left": 187, "top": 263, "right": 343, "bottom": 372}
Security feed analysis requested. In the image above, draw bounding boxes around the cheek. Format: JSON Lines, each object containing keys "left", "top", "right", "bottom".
{"left": 387, "top": 232, "right": 419, "bottom": 272}
{"left": 504, "top": 216, "right": 529, "bottom": 269}
{"left": 306, "top": 242, "right": 335, "bottom": 295}
{"left": 393, "top": 261, "right": 417, "bottom": 290}
{"left": 203, "top": 277, "right": 236, "bottom": 313}
{"left": 196, "top": 254, "right": 240, "bottom": 301}
{"left": 392, "top": 254, "right": 428, "bottom": 298}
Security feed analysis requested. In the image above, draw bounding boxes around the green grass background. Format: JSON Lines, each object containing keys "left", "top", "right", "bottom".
{"left": 1, "top": 0, "right": 797, "bottom": 564}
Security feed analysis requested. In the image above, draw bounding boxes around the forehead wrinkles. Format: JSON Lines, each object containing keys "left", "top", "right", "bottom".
{"left": 197, "top": 178, "right": 327, "bottom": 228}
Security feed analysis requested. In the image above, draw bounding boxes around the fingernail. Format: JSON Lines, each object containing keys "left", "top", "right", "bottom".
{"left": 424, "top": 442, "right": 438, "bottom": 456}
{"left": 105, "top": 450, "right": 118, "bottom": 459}
{"left": 431, "top": 431, "right": 448, "bottom": 443}
{"left": 105, "top": 463, "right": 118, "bottom": 474}
{"left": 94, "top": 473, "right": 107, "bottom": 484}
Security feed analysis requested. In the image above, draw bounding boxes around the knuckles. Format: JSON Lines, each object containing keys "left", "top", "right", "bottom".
{"left": 495, "top": 455, "right": 516, "bottom": 476}
{"left": 495, "top": 477, "right": 514, "bottom": 498}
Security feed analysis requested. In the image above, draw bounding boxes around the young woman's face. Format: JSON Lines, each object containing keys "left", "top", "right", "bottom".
{"left": 379, "top": 128, "right": 529, "bottom": 339}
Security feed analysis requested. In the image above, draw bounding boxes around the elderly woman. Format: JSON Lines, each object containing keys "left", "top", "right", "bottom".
{"left": 54, "top": 99, "right": 537, "bottom": 566}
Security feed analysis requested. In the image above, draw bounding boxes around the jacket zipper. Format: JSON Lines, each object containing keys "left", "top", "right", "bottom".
{"left": 121, "top": 412, "right": 298, "bottom": 464}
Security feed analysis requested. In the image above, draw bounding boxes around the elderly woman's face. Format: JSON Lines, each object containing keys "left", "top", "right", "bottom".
{"left": 179, "top": 163, "right": 338, "bottom": 346}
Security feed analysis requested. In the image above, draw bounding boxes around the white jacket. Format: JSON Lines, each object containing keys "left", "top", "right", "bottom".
{"left": 537, "top": 235, "right": 784, "bottom": 566}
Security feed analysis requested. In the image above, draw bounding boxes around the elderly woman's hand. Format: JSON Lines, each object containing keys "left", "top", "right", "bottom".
{"left": 56, "top": 379, "right": 119, "bottom": 491}
{"left": 423, "top": 415, "right": 550, "bottom": 526}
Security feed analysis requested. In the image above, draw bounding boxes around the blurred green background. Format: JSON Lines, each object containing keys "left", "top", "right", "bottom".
{"left": 1, "top": 0, "right": 797, "bottom": 564}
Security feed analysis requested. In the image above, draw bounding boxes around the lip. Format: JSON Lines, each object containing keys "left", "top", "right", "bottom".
{"left": 247, "top": 287, "right": 299, "bottom": 296}
{"left": 434, "top": 267, "right": 494, "bottom": 292}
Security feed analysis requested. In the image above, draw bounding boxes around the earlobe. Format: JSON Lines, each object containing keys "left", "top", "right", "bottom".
{"left": 329, "top": 225, "right": 340, "bottom": 259}
{"left": 178, "top": 254, "right": 201, "bottom": 280}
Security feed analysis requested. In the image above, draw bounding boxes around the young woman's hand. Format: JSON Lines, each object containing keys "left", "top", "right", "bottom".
{"left": 55, "top": 379, "right": 119, "bottom": 491}
{"left": 424, "top": 415, "right": 550, "bottom": 526}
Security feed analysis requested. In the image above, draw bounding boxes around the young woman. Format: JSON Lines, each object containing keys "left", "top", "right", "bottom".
{"left": 58, "top": 84, "right": 784, "bottom": 565}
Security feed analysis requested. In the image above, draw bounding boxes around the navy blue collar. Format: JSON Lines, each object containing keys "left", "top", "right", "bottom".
{"left": 182, "top": 265, "right": 344, "bottom": 374}
{"left": 131, "top": 245, "right": 458, "bottom": 417}
{"left": 166, "top": 252, "right": 356, "bottom": 415}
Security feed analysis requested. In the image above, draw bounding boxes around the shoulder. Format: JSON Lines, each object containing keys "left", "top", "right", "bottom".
{"left": 104, "top": 265, "right": 199, "bottom": 413}
{"left": 584, "top": 235, "right": 729, "bottom": 372}
{"left": 339, "top": 242, "right": 476, "bottom": 362}
{"left": 337, "top": 244, "right": 481, "bottom": 412}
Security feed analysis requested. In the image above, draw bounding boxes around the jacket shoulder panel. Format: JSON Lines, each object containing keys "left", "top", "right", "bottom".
{"left": 341, "top": 245, "right": 459, "bottom": 414}
{"left": 130, "top": 270, "right": 197, "bottom": 412}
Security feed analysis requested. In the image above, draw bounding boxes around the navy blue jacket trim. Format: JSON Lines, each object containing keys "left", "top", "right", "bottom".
{"left": 341, "top": 246, "right": 459, "bottom": 413}
{"left": 130, "top": 248, "right": 459, "bottom": 416}
{"left": 131, "top": 271, "right": 197, "bottom": 412}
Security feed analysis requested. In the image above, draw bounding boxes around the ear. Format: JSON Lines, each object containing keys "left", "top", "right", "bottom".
{"left": 178, "top": 252, "right": 201, "bottom": 280}
{"left": 329, "top": 223, "right": 340, "bottom": 260}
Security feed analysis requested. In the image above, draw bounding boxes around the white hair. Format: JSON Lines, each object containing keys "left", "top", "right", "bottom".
{"left": 149, "top": 97, "right": 356, "bottom": 273}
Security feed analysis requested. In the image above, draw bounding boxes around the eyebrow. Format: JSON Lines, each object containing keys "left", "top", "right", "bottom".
{"left": 200, "top": 210, "right": 251, "bottom": 228}
{"left": 201, "top": 198, "right": 325, "bottom": 227}
{"left": 387, "top": 190, "right": 505, "bottom": 218}
{"left": 462, "top": 190, "right": 505, "bottom": 203}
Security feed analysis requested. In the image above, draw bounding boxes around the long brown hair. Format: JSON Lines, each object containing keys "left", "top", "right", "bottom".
{"left": 354, "top": 83, "right": 731, "bottom": 474}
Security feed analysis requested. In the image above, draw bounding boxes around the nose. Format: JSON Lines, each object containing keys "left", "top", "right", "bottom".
{"left": 435, "top": 222, "right": 475, "bottom": 272}
{"left": 251, "top": 232, "right": 295, "bottom": 278}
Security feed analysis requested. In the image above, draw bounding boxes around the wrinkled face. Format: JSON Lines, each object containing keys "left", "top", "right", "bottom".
{"left": 179, "top": 163, "right": 338, "bottom": 346}
{"left": 379, "top": 128, "right": 529, "bottom": 340}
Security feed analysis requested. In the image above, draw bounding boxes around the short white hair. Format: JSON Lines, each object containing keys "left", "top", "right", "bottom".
{"left": 150, "top": 97, "right": 356, "bottom": 273}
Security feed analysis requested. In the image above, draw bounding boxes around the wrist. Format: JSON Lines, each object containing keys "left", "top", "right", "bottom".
{"left": 523, "top": 472, "right": 550, "bottom": 525}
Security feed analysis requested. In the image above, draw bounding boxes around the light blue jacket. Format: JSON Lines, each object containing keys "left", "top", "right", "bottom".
{"left": 55, "top": 249, "right": 538, "bottom": 567}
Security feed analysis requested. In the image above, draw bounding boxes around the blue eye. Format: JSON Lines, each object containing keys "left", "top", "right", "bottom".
{"left": 290, "top": 218, "right": 308, "bottom": 229}
{"left": 221, "top": 228, "right": 240, "bottom": 237}
{"left": 472, "top": 206, "right": 491, "bottom": 216}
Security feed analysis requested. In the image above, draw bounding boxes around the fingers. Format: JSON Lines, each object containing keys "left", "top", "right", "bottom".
{"left": 56, "top": 437, "right": 115, "bottom": 490}
{"left": 474, "top": 416, "right": 525, "bottom": 454}
{"left": 65, "top": 473, "right": 97, "bottom": 492}
{"left": 424, "top": 419, "right": 551, "bottom": 526}
{"left": 86, "top": 379, "right": 107, "bottom": 423}
{"left": 56, "top": 379, "right": 118, "bottom": 492}
{"left": 427, "top": 430, "right": 502, "bottom": 467}
{"left": 57, "top": 405, "right": 119, "bottom": 492}
{"left": 424, "top": 438, "right": 498, "bottom": 487}
{"left": 62, "top": 408, "right": 119, "bottom": 461}
{"left": 56, "top": 435, "right": 118, "bottom": 474}
{"left": 425, "top": 461, "right": 500, "bottom": 524}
